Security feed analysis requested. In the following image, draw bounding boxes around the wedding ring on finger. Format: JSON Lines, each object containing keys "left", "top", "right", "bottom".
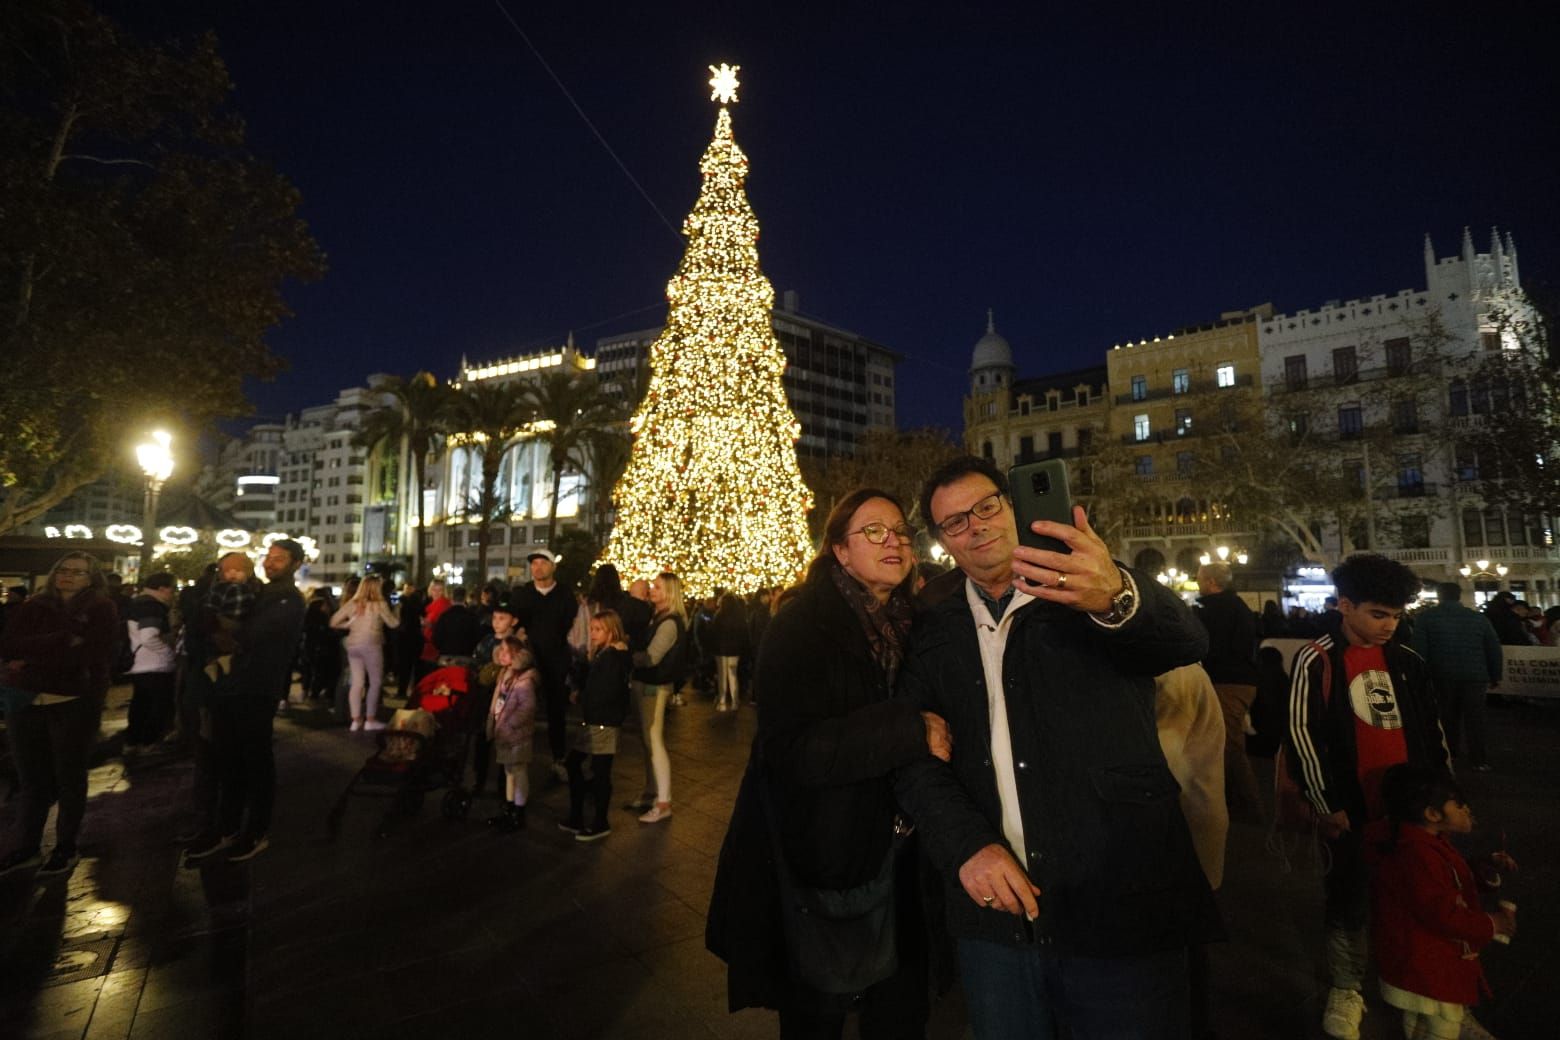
{"left": 982, "top": 895, "right": 994, "bottom": 905}
{"left": 1055, "top": 572, "right": 1068, "bottom": 590}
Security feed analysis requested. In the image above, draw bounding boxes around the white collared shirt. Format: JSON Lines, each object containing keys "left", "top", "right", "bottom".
{"left": 966, "top": 580, "right": 1035, "bottom": 863}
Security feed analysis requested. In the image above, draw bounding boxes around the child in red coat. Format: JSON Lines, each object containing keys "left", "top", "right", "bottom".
{"left": 1370, "top": 765, "right": 1517, "bottom": 1039}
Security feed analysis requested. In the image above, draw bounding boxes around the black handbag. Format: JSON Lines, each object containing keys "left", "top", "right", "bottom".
{"left": 760, "top": 777, "right": 902, "bottom": 995}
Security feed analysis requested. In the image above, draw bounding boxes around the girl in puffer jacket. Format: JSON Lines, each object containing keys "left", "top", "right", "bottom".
{"left": 485, "top": 636, "right": 537, "bottom": 832}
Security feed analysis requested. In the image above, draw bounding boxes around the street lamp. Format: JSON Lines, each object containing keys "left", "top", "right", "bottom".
{"left": 1198, "top": 544, "right": 1250, "bottom": 567}
{"left": 1457, "top": 559, "right": 1509, "bottom": 579}
{"left": 1458, "top": 559, "right": 1509, "bottom": 606}
{"left": 135, "top": 430, "right": 174, "bottom": 580}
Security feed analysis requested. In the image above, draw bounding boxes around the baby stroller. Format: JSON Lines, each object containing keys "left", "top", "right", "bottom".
{"left": 326, "top": 664, "right": 480, "bottom": 839}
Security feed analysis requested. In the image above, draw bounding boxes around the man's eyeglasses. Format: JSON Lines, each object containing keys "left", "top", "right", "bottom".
{"left": 935, "top": 492, "right": 1005, "bottom": 538}
{"left": 848, "top": 522, "right": 917, "bottom": 545}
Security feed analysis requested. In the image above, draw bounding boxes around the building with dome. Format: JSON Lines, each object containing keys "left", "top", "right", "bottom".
{"left": 963, "top": 310, "right": 1110, "bottom": 478}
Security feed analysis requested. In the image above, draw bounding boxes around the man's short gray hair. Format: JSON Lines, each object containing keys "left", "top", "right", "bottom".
{"left": 1199, "top": 562, "right": 1233, "bottom": 590}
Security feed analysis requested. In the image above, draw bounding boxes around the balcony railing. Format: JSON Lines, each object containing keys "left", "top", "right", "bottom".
{"left": 1266, "top": 358, "right": 1440, "bottom": 396}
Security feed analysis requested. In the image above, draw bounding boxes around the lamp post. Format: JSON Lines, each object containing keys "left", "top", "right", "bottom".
{"left": 1198, "top": 544, "right": 1249, "bottom": 567}
{"left": 1458, "top": 559, "right": 1508, "bottom": 605}
{"left": 135, "top": 430, "right": 174, "bottom": 581}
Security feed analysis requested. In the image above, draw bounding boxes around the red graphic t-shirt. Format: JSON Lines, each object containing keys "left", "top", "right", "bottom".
{"left": 1344, "top": 643, "right": 1408, "bottom": 819}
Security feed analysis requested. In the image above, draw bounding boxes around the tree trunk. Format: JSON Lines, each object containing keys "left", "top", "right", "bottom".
{"left": 545, "top": 454, "right": 565, "bottom": 546}
{"left": 413, "top": 452, "right": 427, "bottom": 586}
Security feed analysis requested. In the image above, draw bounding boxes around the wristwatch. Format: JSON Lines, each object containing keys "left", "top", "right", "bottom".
{"left": 1090, "top": 566, "right": 1137, "bottom": 628}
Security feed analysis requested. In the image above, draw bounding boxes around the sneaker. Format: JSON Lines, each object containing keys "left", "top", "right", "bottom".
{"left": 638, "top": 805, "right": 672, "bottom": 824}
{"left": 0, "top": 847, "right": 43, "bottom": 878}
{"left": 557, "top": 819, "right": 583, "bottom": 835}
{"left": 227, "top": 834, "right": 270, "bottom": 863}
{"left": 363, "top": 719, "right": 386, "bottom": 731}
{"left": 183, "top": 833, "right": 236, "bottom": 866}
{"left": 37, "top": 848, "right": 80, "bottom": 878}
{"left": 670, "top": 693, "right": 685, "bottom": 707}
{"left": 349, "top": 719, "right": 363, "bottom": 732}
{"left": 576, "top": 826, "right": 611, "bottom": 843}
{"left": 714, "top": 702, "right": 728, "bottom": 712}
{"left": 1322, "top": 986, "right": 1365, "bottom": 1040}
{"left": 1459, "top": 1011, "right": 1498, "bottom": 1040}
{"left": 623, "top": 797, "right": 654, "bottom": 813}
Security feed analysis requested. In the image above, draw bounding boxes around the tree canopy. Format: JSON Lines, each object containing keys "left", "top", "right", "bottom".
{"left": 0, "top": 0, "right": 325, "bottom": 534}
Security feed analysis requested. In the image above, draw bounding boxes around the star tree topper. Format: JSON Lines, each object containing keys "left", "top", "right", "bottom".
{"left": 708, "top": 63, "right": 741, "bottom": 104}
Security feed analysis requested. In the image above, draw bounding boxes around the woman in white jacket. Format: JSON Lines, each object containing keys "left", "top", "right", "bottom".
{"left": 330, "top": 576, "right": 399, "bottom": 731}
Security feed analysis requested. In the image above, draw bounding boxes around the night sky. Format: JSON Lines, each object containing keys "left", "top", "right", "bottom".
{"left": 117, "top": 3, "right": 1557, "bottom": 435}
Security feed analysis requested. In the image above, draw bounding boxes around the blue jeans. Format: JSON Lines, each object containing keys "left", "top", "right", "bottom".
{"left": 958, "top": 939, "right": 1189, "bottom": 1040}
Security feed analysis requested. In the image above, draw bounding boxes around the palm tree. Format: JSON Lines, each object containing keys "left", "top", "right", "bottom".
{"left": 582, "top": 424, "right": 632, "bottom": 536}
{"left": 354, "top": 372, "right": 452, "bottom": 585}
{"left": 445, "top": 381, "right": 534, "bottom": 582}
{"left": 519, "top": 370, "right": 619, "bottom": 546}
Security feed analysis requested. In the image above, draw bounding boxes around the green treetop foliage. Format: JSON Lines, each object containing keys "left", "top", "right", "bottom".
{"left": 0, "top": 0, "right": 325, "bottom": 534}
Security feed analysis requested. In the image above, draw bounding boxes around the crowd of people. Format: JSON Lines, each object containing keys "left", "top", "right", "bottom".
{"left": 0, "top": 453, "right": 1542, "bottom": 1038}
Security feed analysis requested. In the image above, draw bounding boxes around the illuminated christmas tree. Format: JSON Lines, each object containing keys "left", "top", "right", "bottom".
{"left": 604, "top": 65, "right": 813, "bottom": 597}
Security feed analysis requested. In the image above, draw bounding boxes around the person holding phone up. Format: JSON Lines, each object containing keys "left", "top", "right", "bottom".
{"left": 894, "top": 455, "right": 1221, "bottom": 1040}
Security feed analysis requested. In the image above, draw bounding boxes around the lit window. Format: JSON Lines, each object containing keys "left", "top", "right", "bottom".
{"left": 1134, "top": 414, "right": 1151, "bottom": 441}
{"left": 1172, "top": 369, "right": 1190, "bottom": 394}
{"left": 1216, "top": 363, "right": 1235, "bottom": 388}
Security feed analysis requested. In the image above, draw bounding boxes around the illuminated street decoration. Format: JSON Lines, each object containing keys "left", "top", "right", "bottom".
{"left": 159, "top": 526, "right": 199, "bottom": 546}
{"left": 106, "top": 524, "right": 143, "bottom": 545}
{"left": 708, "top": 63, "right": 740, "bottom": 104}
{"left": 216, "top": 529, "right": 252, "bottom": 549}
{"left": 604, "top": 67, "right": 813, "bottom": 598}
{"left": 63, "top": 524, "right": 93, "bottom": 539}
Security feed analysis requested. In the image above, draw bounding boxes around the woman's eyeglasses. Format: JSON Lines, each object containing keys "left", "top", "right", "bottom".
{"left": 849, "top": 523, "right": 916, "bottom": 545}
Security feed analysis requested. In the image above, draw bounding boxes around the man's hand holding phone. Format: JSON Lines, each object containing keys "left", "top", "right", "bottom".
{"left": 1011, "top": 505, "right": 1124, "bottom": 615}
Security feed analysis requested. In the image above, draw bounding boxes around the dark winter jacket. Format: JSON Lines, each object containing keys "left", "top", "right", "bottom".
{"left": 229, "top": 577, "right": 305, "bottom": 700}
{"left": 0, "top": 591, "right": 118, "bottom": 700}
{"left": 431, "top": 604, "right": 482, "bottom": 657}
{"left": 578, "top": 646, "right": 633, "bottom": 727}
{"left": 510, "top": 582, "right": 576, "bottom": 679}
{"left": 707, "top": 600, "right": 750, "bottom": 658}
{"left": 893, "top": 567, "right": 1221, "bottom": 957}
{"left": 1195, "top": 588, "right": 1259, "bottom": 685}
{"left": 1284, "top": 617, "right": 1449, "bottom": 823}
{"left": 1412, "top": 602, "right": 1503, "bottom": 684}
{"left": 706, "top": 572, "right": 928, "bottom": 1011}
{"left": 617, "top": 596, "right": 653, "bottom": 652}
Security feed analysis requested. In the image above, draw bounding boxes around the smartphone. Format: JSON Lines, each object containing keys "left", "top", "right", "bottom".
{"left": 1008, "top": 459, "right": 1074, "bottom": 554}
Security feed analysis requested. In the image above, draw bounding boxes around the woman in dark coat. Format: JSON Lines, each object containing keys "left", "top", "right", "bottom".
{"left": 0, "top": 552, "right": 119, "bottom": 878}
{"left": 706, "top": 488, "right": 947, "bottom": 1038}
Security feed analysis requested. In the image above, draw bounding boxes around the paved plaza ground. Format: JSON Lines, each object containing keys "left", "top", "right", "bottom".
{"left": 2, "top": 680, "right": 1556, "bottom": 1039}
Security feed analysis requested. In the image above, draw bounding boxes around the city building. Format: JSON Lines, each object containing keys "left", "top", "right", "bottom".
{"left": 418, "top": 342, "right": 598, "bottom": 585}
{"left": 1256, "top": 228, "right": 1555, "bottom": 601}
{"left": 962, "top": 312, "right": 1108, "bottom": 481}
{"left": 594, "top": 291, "right": 900, "bottom": 457}
{"left": 1104, "top": 306, "right": 1269, "bottom": 575}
